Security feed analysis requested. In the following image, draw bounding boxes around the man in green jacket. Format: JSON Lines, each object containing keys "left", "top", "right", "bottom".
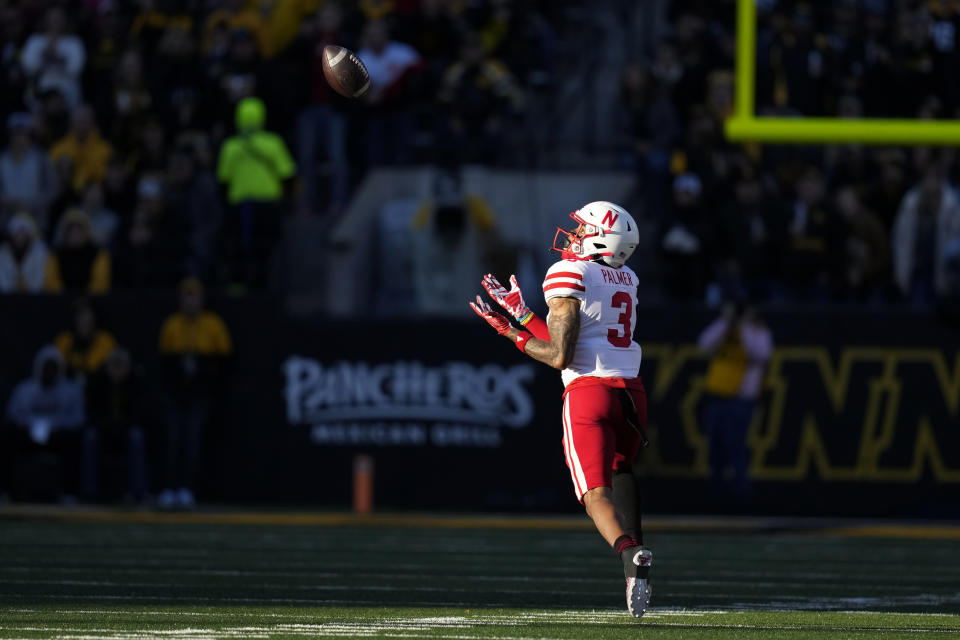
{"left": 217, "top": 97, "right": 296, "bottom": 289}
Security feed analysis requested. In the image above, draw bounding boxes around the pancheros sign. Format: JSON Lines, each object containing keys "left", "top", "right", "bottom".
{"left": 641, "top": 346, "right": 960, "bottom": 483}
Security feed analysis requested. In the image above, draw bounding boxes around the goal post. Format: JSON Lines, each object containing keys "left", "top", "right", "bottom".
{"left": 724, "top": 0, "right": 960, "bottom": 146}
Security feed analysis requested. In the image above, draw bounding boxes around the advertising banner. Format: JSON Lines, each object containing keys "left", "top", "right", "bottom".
{"left": 1, "top": 296, "right": 957, "bottom": 516}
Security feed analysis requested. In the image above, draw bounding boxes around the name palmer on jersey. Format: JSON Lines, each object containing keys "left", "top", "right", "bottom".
{"left": 542, "top": 259, "right": 643, "bottom": 387}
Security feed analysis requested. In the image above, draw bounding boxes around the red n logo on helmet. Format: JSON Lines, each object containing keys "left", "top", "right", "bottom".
{"left": 602, "top": 209, "right": 619, "bottom": 229}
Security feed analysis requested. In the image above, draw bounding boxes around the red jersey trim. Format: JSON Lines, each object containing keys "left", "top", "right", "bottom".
{"left": 545, "top": 271, "right": 583, "bottom": 281}
{"left": 543, "top": 282, "right": 586, "bottom": 292}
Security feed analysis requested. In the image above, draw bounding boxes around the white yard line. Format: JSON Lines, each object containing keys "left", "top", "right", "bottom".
{"left": 1, "top": 620, "right": 956, "bottom": 640}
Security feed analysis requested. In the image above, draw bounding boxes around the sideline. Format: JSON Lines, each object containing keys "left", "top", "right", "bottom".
{"left": 2, "top": 505, "right": 959, "bottom": 538}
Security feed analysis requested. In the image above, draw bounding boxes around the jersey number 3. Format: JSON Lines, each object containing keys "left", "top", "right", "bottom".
{"left": 607, "top": 291, "right": 633, "bottom": 348}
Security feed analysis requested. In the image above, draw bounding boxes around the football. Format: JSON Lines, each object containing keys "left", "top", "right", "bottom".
{"left": 321, "top": 45, "right": 371, "bottom": 98}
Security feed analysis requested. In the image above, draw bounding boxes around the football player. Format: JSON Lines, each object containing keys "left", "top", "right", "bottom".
{"left": 470, "top": 201, "right": 651, "bottom": 617}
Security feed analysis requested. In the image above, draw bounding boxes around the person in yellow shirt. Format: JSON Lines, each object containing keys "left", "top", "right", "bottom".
{"left": 697, "top": 303, "right": 773, "bottom": 503}
{"left": 54, "top": 298, "right": 117, "bottom": 380}
{"left": 44, "top": 208, "right": 111, "bottom": 294}
{"left": 49, "top": 105, "right": 112, "bottom": 193}
{"left": 217, "top": 97, "right": 295, "bottom": 289}
{"left": 157, "top": 277, "right": 232, "bottom": 509}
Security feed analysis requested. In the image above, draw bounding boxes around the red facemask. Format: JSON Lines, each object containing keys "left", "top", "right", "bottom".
{"left": 551, "top": 214, "right": 610, "bottom": 261}
{"left": 552, "top": 224, "right": 584, "bottom": 260}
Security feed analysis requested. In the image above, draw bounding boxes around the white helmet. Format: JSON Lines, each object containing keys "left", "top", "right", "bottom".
{"left": 552, "top": 201, "right": 639, "bottom": 268}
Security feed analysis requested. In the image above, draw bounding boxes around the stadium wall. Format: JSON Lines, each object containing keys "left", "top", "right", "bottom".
{"left": 1, "top": 294, "right": 957, "bottom": 517}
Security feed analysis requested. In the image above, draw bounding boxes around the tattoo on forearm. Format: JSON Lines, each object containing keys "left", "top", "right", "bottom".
{"left": 517, "top": 298, "right": 580, "bottom": 369}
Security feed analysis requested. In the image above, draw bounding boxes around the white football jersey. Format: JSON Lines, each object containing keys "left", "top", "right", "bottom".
{"left": 542, "top": 259, "right": 643, "bottom": 386}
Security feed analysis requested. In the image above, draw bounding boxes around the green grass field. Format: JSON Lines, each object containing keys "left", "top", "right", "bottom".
{"left": 1, "top": 511, "right": 959, "bottom": 639}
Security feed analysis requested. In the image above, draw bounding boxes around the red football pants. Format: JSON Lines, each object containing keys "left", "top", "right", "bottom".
{"left": 561, "top": 382, "right": 647, "bottom": 502}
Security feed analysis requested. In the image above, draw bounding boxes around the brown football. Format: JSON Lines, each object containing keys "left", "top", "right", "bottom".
{"left": 321, "top": 45, "right": 371, "bottom": 98}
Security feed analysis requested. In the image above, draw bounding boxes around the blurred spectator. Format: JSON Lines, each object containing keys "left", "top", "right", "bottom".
{"left": 783, "top": 166, "right": 845, "bottom": 299}
{"left": 113, "top": 174, "right": 188, "bottom": 289}
{"left": 84, "top": 347, "right": 148, "bottom": 503}
{"left": 698, "top": 303, "right": 773, "bottom": 503}
{"left": 84, "top": 1, "right": 128, "bottom": 100}
{"left": 217, "top": 97, "right": 295, "bottom": 289}
{"left": 79, "top": 182, "right": 119, "bottom": 249}
{"left": 621, "top": 62, "right": 679, "bottom": 164}
{"left": 401, "top": 0, "right": 461, "bottom": 70}
{"left": 126, "top": 117, "right": 169, "bottom": 177}
{"left": 860, "top": 4, "right": 895, "bottom": 117}
{"left": 54, "top": 298, "right": 118, "bottom": 380}
{"left": 130, "top": 1, "right": 192, "bottom": 61}
{"left": 2, "top": 346, "right": 86, "bottom": 500}
{"left": 101, "top": 155, "right": 136, "bottom": 217}
{"left": 129, "top": 5, "right": 205, "bottom": 132}
{"left": 892, "top": 7, "right": 937, "bottom": 118}
{"left": 0, "top": 112, "right": 56, "bottom": 226}
{"left": 671, "top": 105, "right": 730, "bottom": 203}
{"left": 0, "top": 3, "right": 28, "bottom": 117}
{"left": 834, "top": 185, "right": 889, "bottom": 301}
{"left": 661, "top": 173, "right": 708, "bottom": 300}
{"left": 36, "top": 88, "right": 71, "bottom": 148}
{"left": 357, "top": 19, "right": 421, "bottom": 166}
{"left": 95, "top": 49, "right": 154, "bottom": 155}
{"left": 411, "top": 170, "right": 503, "bottom": 315}
{"left": 824, "top": 144, "right": 870, "bottom": 201}
{"left": 715, "top": 165, "right": 786, "bottom": 302}
{"left": 475, "top": 0, "right": 555, "bottom": 85}
{"left": 296, "top": 2, "right": 350, "bottom": 216}
{"left": 765, "top": 3, "right": 828, "bottom": 115}
{"left": 864, "top": 149, "right": 909, "bottom": 229}
{"left": 260, "top": 0, "right": 324, "bottom": 59}
{"left": 212, "top": 28, "right": 263, "bottom": 118}
{"left": 620, "top": 62, "right": 679, "bottom": 214}
{"left": 44, "top": 208, "right": 111, "bottom": 294}
{"left": 166, "top": 139, "right": 223, "bottom": 282}
{"left": 49, "top": 105, "right": 113, "bottom": 194}
{"left": 0, "top": 213, "right": 48, "bottom": 293}
{"left": 892, "top": 166, "right": 960, "bottom": 305}
{"left": 21, "top": 6, "right": 87, "bottom": 109}
{"left": 650, "top": 38, "right": 698, "bottom": 110}
{"left": 438, "top": 31, "right": 522, "bottom": 165}
{"left": 204, "top": 0, "right": 269, "bottom": 60}
{"left": 158, "top": 278, "right": 233, "bottom": 509}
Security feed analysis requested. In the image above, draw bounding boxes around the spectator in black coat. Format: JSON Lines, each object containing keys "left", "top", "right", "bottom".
{"left": 715, "top": 164, "right": 788, "bottom": 302}
{"left": 783, "top": 165, "right": 846, "bottom": 300}
{"left": 84, "top": 347, "right": 148, "bottom": 502}
{"left": 661, "top": 173, "right": 709, "bottom": 300}
{"left": 438, "top": 31, "right": 522, "bottom": 165}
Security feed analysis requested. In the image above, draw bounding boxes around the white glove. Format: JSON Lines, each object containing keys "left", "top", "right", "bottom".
{"left": 469, "top": 296, "right": 513, "bottom": 335}
{"left": 482, "top": 274, "right": 533, "bottom": 324}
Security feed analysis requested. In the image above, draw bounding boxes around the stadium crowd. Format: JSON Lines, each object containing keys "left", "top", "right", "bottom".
{"left": 626, "top": 0, "right": 960, "bottom": 307}
{"left": 0, "top": 0, "right": 557, "bottom": 295}
{"left": 0, "top": 0, "right": 957, "bottom": 307}
{"left": 0, "top": 0, "right": 558, "bottom": 504}
{"left": 3, "top": 0, "right": 960, "bottom": 504}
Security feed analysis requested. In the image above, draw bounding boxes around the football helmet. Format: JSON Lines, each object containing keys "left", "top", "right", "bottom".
{"left": 552, "top": 201, "right": 639, "bottom": 268}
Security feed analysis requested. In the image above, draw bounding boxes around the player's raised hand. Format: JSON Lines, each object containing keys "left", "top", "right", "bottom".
{"left": 482, "top": 274, "right": 532, "bottom": 323}
{"left": 469, "top": 295, "right": 512, "bottom": 335}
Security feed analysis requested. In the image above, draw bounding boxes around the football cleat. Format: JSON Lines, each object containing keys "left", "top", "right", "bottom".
{"left": 623, "top": 548, "right": 652, "bottom": 618}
